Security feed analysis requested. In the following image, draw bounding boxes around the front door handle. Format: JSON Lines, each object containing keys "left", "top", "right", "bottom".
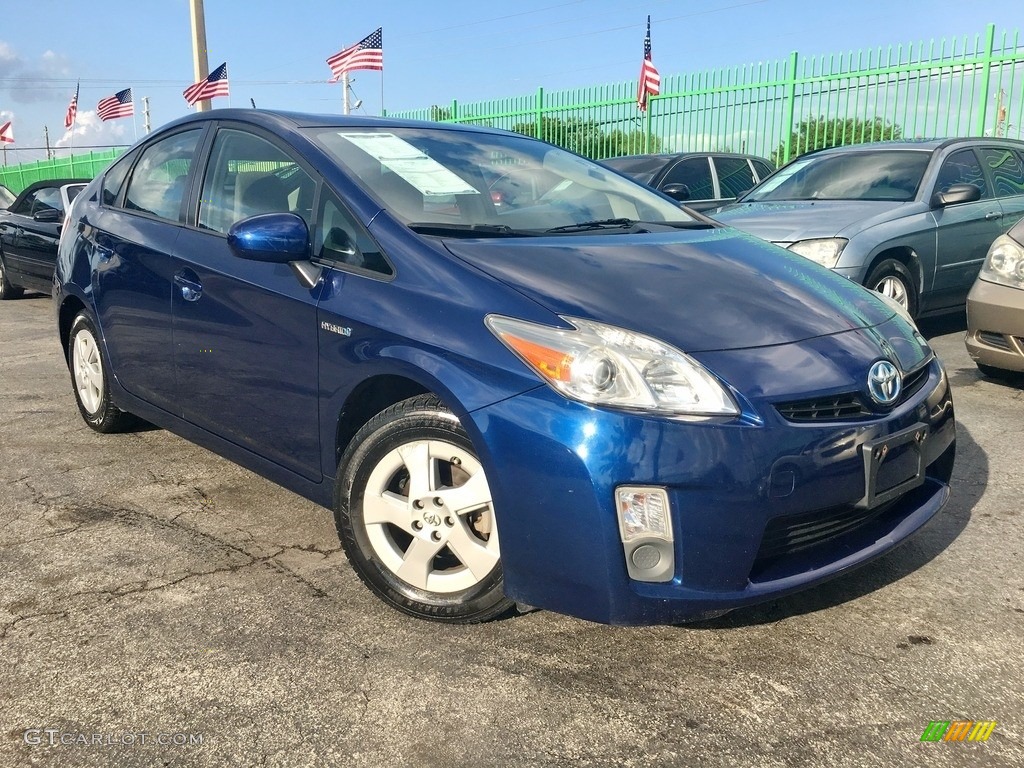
{"left": 174, "top": 272, "right": 203, "bottom": 302}
{"left": 984, "top": 211, "right": 1003, "bottom": 220}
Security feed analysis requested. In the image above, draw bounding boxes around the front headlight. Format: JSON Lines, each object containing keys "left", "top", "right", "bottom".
{"left": 486, "top": 315, "right": 740, "bottom": 416}
{"left": 979, "top": 233, "right": 1024, "bottom": 290}
{"left": 788, "top": 238, "right": 848, "bottom": 269}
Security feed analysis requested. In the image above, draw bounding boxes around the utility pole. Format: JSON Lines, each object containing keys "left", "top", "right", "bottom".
{"left": 143, "top": 97, "right": 152, "bottom": 134}
{"left": 343, "top": 71, "right": 350, "bottom": 115}
{"left": 189, "top": 0, "right": 211, "bottom": 112}
{"left": 995, "top": 89, "right": 1007, "bottom": 138}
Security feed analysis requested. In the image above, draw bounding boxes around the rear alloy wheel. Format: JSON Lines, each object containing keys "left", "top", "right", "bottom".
{"left": 68, "top": 312, "right": 132, "bottom": 433}
{"left": 0, "top": 255, "right": 25, "bottom": 300}
{"left": 335, "top": 395, "right": 514, "bottom": 623}
{"left": 865, "top": 259, "right": 919, "bottom": 318}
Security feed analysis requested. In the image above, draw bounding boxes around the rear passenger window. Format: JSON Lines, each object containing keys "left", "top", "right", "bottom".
{"left": 752, "top": 159, "right": 774, "bottom": 181}
{"left": 124, "top": 129, "right": 202, "bottom": 221}
{"left": 978, "top": 148, "right": 1024, "bottom": 197}
{"left": 661, "top": 157, "right": 714, "bottom": 200}
{"left": 713, "top": 157, "right": 756, "bottom": 198}
{"left": 102, "top": 151, "right": 135, "bottom": 207}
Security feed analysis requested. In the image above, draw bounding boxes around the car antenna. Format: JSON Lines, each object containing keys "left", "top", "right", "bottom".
{"left": 250, "top": 98, "right": 257, "bottom": 109}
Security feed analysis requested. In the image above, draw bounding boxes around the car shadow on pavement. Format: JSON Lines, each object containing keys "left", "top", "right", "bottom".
{"left": 917, "top": 310, "right": 966, "bottom": 339}
{"left": 689, "top": 422, "right": 984, "bottom": 629}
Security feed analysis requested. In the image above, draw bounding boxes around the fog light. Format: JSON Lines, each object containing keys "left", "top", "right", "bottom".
{"left": 616, "top": 486, "right": 675, "bottom": 582}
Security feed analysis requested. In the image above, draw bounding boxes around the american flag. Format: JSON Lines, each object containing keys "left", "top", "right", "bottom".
{"left": 327, "top": 28, "right": 383, "bottom": 81}
{"left": 97, "top": 89, "right": 134, "bottom": 121}
{"left": 637, "top": 16, "right": 661, "bottom": 112}
{"left": 184, "top": 62, "right": 230, "bottom": 106}
{"left": 65, "top": 83, "right": 79, "bottom": 130}
{"left": 0, "top": 120, "right": 13, "bottom": 144}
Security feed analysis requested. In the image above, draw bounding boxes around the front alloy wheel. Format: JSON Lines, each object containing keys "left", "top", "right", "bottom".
{"left": 335, "top": 395, "right": 513, "bottom": 623}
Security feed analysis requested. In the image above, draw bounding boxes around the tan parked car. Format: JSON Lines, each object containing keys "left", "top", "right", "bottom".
{"left": 966, "top": 216, "right": 1024, "bottom": 377}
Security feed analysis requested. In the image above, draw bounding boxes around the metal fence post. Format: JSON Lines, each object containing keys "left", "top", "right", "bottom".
{"left": 975, "top": 24, "right": 997, "bottom": 136}
{"left": 536, "top": 87, "right": 544, "bottom": 140}
{"left": 782, "top": 50, "right": 800, "bottom": 164}
{"left": 451, "top": 100, "right": 459, "bottom": 123}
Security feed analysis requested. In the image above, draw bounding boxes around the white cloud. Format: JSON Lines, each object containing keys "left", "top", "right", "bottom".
{"left": 53, "top": 111, "right": 130, "bottom": 156}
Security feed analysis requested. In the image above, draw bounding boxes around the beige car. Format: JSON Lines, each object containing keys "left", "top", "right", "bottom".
{"left": 966, "top": 217, "right": 1024, "bottom": 376}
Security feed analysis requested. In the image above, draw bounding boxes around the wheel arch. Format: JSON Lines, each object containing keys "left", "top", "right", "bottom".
{"left": 58, "top": 294, "right": 89, "bottom": 360}
{"left": 865, "top": 245, "right": 923, "bottom": 295}
{"left": 334, "top": 374, "right": 432, "bottom": 467}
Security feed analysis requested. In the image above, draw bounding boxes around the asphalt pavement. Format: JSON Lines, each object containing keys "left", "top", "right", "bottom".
{"left": 1, "top": 294, "right": 1021, "bottom": 767}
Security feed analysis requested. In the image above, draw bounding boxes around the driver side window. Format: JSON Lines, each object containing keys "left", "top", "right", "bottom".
{"left": 935, "top": 150, "right": 988, "bottom": 199}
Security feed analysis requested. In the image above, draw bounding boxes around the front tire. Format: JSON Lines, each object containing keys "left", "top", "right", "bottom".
{"left": 0, "top": 254, "right": 25, "bottom": 300}
{"left": 68, "top": 311, "right": 133, "bottom": 433}
{"left": 865, "top": 259, "right": 919, "bottom": 318}
{"left": 335, "top": 395, "right": 514, "bottom": 623}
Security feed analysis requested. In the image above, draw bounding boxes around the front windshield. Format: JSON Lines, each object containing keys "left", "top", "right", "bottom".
{"left": 745, "top": 149, "right": 930, "bottom": 202}
{"left": 307, "top": 126, "right": 698, "bottom": 233}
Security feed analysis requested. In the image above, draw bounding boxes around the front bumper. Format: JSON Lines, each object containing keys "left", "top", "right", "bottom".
{"left": 965, "top": 278, "right": 1024, "bottom": 373}
{"left": 468, "top": 351, "right": 954, "bottom": 626}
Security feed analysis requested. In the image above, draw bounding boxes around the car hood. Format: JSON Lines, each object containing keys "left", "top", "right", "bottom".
{"left": 443, "top": 228, "right": 896, "bottom": 353}
{"left": 712, "top": 200, "right": 908, "bottom": 243}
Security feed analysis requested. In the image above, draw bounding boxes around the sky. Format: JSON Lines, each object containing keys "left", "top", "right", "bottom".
{"left": 2, "top": 0, "right": 1023, "bottom": 164}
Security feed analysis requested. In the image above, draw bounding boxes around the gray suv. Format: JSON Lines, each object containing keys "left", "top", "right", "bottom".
{"left": 713, "top": 139, "right": 1024, "bottom": 317}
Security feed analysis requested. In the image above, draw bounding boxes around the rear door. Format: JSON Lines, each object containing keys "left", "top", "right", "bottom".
{"left": 90, "top": 128, "right": 205, "bottom": 411}
{"left": 977, "top": 146, "right": 1024, "bottom": 232}
{"left": 171, "top": 124, "right": 323, "bottom": 480}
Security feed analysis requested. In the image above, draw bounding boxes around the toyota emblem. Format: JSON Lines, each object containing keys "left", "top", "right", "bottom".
{"left": 867, "top": 360, "right": 902, "bottom": 405}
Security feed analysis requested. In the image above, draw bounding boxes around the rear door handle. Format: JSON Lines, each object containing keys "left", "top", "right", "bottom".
{"left": 174, "top": 272, "right": 203, "bottom": 302}
{"left": 984, "top": 211, "right": 1003, "bottom": 220}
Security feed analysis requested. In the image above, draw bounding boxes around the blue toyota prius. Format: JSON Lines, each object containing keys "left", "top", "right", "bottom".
{"left": 54, "top": 111, "right": 955, "bottom": 625}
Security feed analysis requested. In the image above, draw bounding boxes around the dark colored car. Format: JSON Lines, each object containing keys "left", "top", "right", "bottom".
{"left": 714, "top": 139, "right": 1024, "bottom": 318}
{"left": 965, "top": 216, "right": 1024, "bottom": 376}
{"left": 602, "top": 152, "right": 775, "bottom": 211}
{"left": 0, "top": 178, "right": 88, "bottom": 298}
{"left": 55, "top": 110, "right": 955, "bottom": 625}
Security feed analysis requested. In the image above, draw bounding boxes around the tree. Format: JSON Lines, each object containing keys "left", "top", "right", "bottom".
{"left": 428, "top": 105, "right": 452, "bottom": 122}
{"left": 773, "top": 116, "right": 902, "bottom": 166}
{"left": 510, "top": 116, "right": 661, "bottom": 159}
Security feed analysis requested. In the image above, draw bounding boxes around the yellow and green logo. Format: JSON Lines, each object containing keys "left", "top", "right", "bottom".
{"left": 920, "top": 721, "right": 997, "bottom": 742}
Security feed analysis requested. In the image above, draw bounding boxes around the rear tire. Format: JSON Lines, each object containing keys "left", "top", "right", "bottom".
{"left": 0, "top": 255, "right": 25, "bottom": 300}
{"left": 68, "top": 311, "right": 133, "bottom": 433}
{"left": 865, "top": 259, "right": 918, "bottom": 318}
{"left": 335, "top": 394, "right": 514, "bottom": 623}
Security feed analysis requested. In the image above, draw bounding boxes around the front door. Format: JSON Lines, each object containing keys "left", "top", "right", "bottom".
{"left": 171, "top": 126, "right": 323, "bottom": 480}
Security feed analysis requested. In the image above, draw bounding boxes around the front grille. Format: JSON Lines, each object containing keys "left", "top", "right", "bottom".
{"left": 978, "top": 331, "right": 1012, "bottom": 350}
{"left": 754, "top": 499, "right": 897, "bottom": 564}
{"left": 775, "top": 362, "right": 932, "bottom": 423}
{"left": 776, "top": 394, "right": 871, "bottom": 422}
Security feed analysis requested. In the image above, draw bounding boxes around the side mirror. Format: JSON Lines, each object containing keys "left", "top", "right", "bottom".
{"left": 33, "top": 208, "right": 62, "bottom": 223}
{"left": 227, "top": 212, "right": 310, "bottom": 263}
{"left": 660, "top": 183, "right": 691, "bottom": 201}
{"left": 931, "top": 183, "right": 981, "bottom": 208}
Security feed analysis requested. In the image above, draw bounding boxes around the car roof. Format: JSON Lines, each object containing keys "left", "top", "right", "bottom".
{"left": 805, "top": 137, "right": 1024, "bottom": 157}
{"left": 152, "top": 108, "right": 523, "bottom": 139}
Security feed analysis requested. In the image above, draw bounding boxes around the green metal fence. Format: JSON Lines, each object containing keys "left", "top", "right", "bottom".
{"left": 390, "top": 23, "right": 1024, "bottom": 165}
{"left": 0, "top": 149, "right": 125, "bottom": 195}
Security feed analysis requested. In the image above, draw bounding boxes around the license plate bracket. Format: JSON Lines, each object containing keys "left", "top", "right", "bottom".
{"left": 858, "top": 423, "right": 926, "bottom": 509}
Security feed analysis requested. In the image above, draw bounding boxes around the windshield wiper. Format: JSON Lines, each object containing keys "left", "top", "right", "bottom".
{"left": 546, "top": 218, "right": 712, "bottom": 234}
{"left": 545, "top": 218, "right": 640, "bottom": 233}
{"left": 408, "top": 223, "right": 538, "bottom": 237}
